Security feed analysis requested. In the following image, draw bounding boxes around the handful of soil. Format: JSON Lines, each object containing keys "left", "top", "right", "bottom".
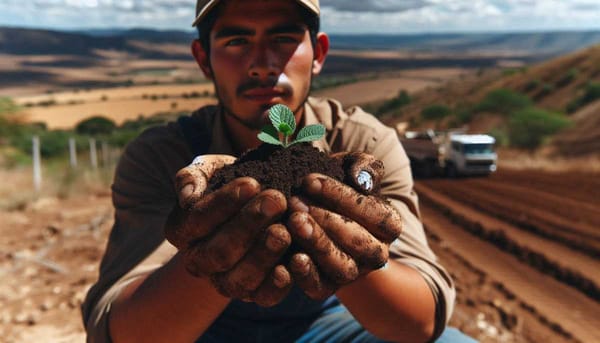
{"left": 207, "top": 143, "right": 347, "bottom": 199}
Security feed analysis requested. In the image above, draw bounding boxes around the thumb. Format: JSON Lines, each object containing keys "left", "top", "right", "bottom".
{"left": 330, "top": 152, "right": 384, "bottom": 194}
{"left": 175, "top": 154, "right": 236, "bottom": 208}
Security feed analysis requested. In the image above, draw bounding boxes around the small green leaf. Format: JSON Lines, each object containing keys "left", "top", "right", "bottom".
{"left": 269, "top": 104, "right": 296, "bottom": 135}
{"left": 257, "top": 125, "right": 283, "bottom": 146}
{"left": 291, "top": 124, "right": 326, "bottom": 145}
{"left": 278, "top": 123, "right": 293, "bottom": 136}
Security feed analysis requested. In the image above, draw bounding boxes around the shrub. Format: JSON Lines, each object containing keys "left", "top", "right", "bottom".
{"left": 75, "top": 116, "right": 116, "bottom": 136}
{"left": 524, "top": 79, "right": 541, "bottom": 92}
{"left": 376, "top": 90, "right": 411, "bottom": 116}
{"left": 475, "top": 89, "right": 532, "bottom": 116}
{"left": 487, "top": 127, "right": 510, "bottom": 147}
{"left": 508, "top": 108, "right": 571, "bottom": 149}
{"left": 581, "top": 82, "right": 600, "bottom": 104}
{"left": 565, "top": 82, "right": 600, "bottom": 113}
{"left": 0, "top": 97, "right": 20, "bottom": 115}
{"left": 556, "top": 68, "right": 579, "bottom": 88}
{"left": 421, "top": 104, "right": 451, "bottom": 120}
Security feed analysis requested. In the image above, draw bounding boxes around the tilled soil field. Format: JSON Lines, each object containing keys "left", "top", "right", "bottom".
{"left": 419, "top": 169, "right": 600, "bottom": 343}
{"left": 0, "top": 168, "right": 598, "bottom": 342}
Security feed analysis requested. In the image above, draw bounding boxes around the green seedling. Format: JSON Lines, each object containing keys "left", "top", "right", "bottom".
{"left": 258, "top": 104, "right": 326, "bottom": 148}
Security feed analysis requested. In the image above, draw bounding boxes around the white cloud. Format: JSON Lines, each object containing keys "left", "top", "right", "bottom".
{"left": 0, "top": 0, "right": 598, "bottom": 32}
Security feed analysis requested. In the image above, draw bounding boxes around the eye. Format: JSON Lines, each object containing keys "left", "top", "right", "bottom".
{"left": 274, "top": 35, "right": 298, "bottom": 44}
{"left": 225, "top": 38, "right": 248, "bottom": 46}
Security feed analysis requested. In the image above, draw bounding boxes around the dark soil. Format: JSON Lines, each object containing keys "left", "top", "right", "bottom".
{"left": 207, "top": 143, "right": 346, "bottom": 198}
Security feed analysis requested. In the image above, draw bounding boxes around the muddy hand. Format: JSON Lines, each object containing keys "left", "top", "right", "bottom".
{"left": 286, "top": 172, "right": 402, "bottom": 300}
{"left": 165, "top": 155, "right": 293, "bottom": 306}
{"left": 331, "top": 151, "right": 384, "bottom": 194}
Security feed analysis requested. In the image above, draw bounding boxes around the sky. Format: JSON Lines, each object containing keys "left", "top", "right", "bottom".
{"left": 0, "top": 0, "right": 599, "bottom": 34}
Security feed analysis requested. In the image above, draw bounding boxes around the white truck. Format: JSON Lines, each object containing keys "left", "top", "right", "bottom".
{"left": 398, "top": 128, "right": 497, "bottom": 177}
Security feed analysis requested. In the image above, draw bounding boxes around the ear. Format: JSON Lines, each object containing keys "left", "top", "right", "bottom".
{"left": 191, "top": 39, "right": 213, "bottom": 80}
{"left": 311, "top": 32, "right": 329, "bottom": 75}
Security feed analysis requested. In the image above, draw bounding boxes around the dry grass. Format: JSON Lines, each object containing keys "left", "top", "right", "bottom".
{"left": 315, "top": 71, "right": 465, "bottom": 107}
{"left": 0, "top": 163, "right": 114, "bottom": 211}
{"left": 14, "top": 83, "right": 214, "bottom": 105}
{"left": 21, "top": 97, "right": 217, "bottom": 129}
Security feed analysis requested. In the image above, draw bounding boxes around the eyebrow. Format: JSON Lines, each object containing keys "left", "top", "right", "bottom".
{"left": 214, "top": 24, "right": 307, "bottom": 39}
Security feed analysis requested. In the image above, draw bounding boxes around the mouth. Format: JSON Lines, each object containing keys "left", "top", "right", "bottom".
{"left": 242, "top": 88, "right": 286, "bottom": 102}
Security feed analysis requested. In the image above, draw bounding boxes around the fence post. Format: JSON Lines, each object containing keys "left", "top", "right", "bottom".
{"left": 101, "top": 141, "right": 109, "bottom": 167}
{"left": 32, "top": 136, "right": 42, "bottom": 193}
{"left": 89, "top": 138, "right": 98, "bottom": 169}
{"left": 69, "top": 137, "right": 77, "bottom": 168}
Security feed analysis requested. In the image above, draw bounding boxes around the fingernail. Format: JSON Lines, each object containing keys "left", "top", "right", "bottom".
{"left": 260, "top": 197, "right": 280, "bottom": 217}
{"left": 298, "top": 219, "right": 313, "bottom": 239}
{"left": 265, "top": 234, "right": 286, "bottom": 252}
{"left": 307, "top": 178, "right": 322, "bottom": 193}
{"left": 237, "top": 182, "right": 255, "bottom": 202}
{"left": 296, "top": 256, "right": 311, "bottom": 276}
{"left": 289, "top": 197, "right": 309, "bottom": 212}
{"left": 181, "top": 183, "right": 195, "bottom": 199}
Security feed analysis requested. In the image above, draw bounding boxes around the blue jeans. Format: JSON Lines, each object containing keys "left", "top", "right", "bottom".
{"left": 197, "top": 287, "right": 476, "bottom": 343}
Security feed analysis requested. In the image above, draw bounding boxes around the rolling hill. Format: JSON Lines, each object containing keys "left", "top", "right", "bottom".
{"left": 3, "top": 27, "right": 600, "bottom": 58}
{"left": 379, "top": 44, "right": 600, "bottom": 157}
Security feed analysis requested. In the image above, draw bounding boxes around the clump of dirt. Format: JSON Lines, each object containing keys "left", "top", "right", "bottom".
{"left": 207, "top": 143, "right": 346, "bottom": 198}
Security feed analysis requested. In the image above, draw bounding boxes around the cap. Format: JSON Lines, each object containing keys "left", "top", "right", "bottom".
{"left": 192, "top": 0, "right": 320, "bottom": 27}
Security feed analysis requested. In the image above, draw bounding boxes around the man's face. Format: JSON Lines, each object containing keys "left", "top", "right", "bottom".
{"left": 202, "top": 0, "right": 322, "bottom": 130}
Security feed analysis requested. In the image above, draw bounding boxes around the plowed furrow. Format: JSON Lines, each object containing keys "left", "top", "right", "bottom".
{"left": 415, "top": 182, "right": 600, "bottom": 301}
{"left": 466, "top": 178, "right": 600, "bottom": 230}
{"left": 420, "top": 201, "right": 600, "bottom": 343}
{"left": 420, "top": 180, "right": 600, "bottom": 258}
{"left": 491, "top": 169, "right": 600, "bottom": 204}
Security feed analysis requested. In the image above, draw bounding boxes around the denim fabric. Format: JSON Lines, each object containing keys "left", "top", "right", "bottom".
{"left": 196, "top": 289, "right": 476, "bottom": 343}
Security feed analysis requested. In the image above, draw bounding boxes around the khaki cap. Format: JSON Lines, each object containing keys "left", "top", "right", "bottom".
{"left": 193, "top": 0, "right": 320, "bottom": 27}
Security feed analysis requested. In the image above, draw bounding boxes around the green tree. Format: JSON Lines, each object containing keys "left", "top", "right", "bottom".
{"left": 475, "top": 89, "right": 532, "bottom": 116}
{"left": 75, "top": 116, "right": 116, "bottom": 136}
{"left": 508, "top": 108, "right": 571, "bottom": 149}
{"left": 421, "top": 104, "right": 451, "bottom": 120}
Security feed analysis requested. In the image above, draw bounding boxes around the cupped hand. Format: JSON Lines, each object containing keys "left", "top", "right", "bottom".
{"left": 286, "top": 152, "right": 402, "bottom": 300}
{"left": 164, "top": 155, "right": 294, "bottom": 306}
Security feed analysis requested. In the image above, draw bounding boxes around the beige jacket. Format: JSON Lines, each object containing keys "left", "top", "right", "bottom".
{"left": 81, "top": 97, "right": 455, "bottom": 342}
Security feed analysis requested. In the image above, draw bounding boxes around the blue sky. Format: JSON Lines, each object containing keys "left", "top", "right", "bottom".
{"left": 1, "top": 0, "right": 599, "bottom": 33}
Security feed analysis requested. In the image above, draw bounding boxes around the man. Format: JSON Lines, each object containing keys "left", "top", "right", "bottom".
{"left": 82, "top": 0, "right": 476, "bottom": 342}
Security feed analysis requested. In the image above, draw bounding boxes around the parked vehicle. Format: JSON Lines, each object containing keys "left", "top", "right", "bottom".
{"left": 399, "top": 128, "right": 497, "bottom": 177}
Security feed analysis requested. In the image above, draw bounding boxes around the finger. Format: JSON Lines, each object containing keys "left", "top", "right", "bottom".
{"left": 289, "top": 253, "right": 336, "bottom": 300}
{"left": 287, "top": 212, "right": 358, "bottom": 285}
{"left": 183, "top": 190, "right": 287, "bottom": 276}
{"left": 293, "top": 201, "right": 389, "bottom": 272}
{"left": 251, "top": 265, "right": 293, "bottom": 307}
{"left": 164, "top": 177, "right": 260, "bottom": 249}
{"left": 331, "top": 152, "right": 384, "bottom": 194}
{"left": 175, "top": 154, "right": 236, "bottom": 208}
{"left": 211, "top": 224, "right": 291, "bottom": 299}
{"left": 302, "top": 174, "right": 402, "bottom": 243}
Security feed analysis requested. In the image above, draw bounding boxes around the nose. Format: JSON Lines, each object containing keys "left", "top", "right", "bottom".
{"left": 248, "top": 44, "right": 279, "bottom": 80}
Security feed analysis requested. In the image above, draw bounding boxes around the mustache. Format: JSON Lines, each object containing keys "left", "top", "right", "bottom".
{"left": 236, "top": 78, "right": 293, "bottom": 96}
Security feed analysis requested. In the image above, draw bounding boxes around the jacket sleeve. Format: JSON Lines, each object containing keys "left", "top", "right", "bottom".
{"left": 80, "top": 125, "right": 191, "bottom": 342}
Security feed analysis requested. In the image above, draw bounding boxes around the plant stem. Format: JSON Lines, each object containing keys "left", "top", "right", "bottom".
{"left": 284, "top": 135, "right": 289, "bottom": 147}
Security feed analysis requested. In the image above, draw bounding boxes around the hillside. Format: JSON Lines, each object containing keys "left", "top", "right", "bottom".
{"left": 379, "top": 45, "right": 600, "bottom": 157}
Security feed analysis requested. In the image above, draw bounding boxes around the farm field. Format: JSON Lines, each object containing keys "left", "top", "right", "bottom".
{"left": 9, "top": 68, "right": 464, "bottom": 130}
{"left": 418, "top": 169, "right": 600, "bottom": 343}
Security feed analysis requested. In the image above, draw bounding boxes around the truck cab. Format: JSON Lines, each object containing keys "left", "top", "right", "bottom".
{"left": 442, "top": 134, "right": 497, "bottom": 176}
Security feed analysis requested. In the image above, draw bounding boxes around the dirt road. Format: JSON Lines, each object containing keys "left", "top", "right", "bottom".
{"left": 0, "top": 168, "right": 598, "bottom": 342}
